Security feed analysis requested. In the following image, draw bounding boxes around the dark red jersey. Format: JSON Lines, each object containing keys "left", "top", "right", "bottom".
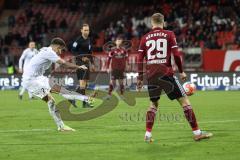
{"left": 107, "top": 47, "right": 128, "bottom": 71}
{"left": 138, "top": 27, "right": 183, "bottom": 80}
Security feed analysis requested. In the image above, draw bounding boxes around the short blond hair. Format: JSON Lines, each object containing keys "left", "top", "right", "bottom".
{"left": 151, "top": 13, "right": 164, "bottom": 24}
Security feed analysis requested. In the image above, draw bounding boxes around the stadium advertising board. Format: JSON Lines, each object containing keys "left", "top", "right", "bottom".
{"left": 0, "top": 72, "right": 240, "bottom": 91}
{"left": 203, "top": 50, "right": 240, "bottom": 71}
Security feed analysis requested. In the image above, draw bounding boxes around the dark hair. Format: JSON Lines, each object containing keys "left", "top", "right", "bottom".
{"left": 151, "top": 13, "right": 164, "bottom": 24}
{"left": 81, "top": 23, "right": 89, "bottom": 29}
{"left": 51, "top": 37, "right": 66, "bottom": 48}
{"left": 116, "top": 35, "right": 124, "bottom": 40}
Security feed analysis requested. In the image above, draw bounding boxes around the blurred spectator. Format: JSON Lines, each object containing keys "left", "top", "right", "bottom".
{"left": 17, "top": 13, "right": 26, "bottom": 25}
{"left": 205, "top": 36, "right": 221, "bottom": 49}
{"left": 235, "top": 27, "right": 240, "bottom": 45}
{"left": 49, "top": 19, "right": 57, "bottom": 33}
{"left": 25, "top": 5, "right": 33, "bottom": 21}
{"left": 4, "top": 32, "right": 14, "bottom": 45}
{"left": 59, "top": 19, "right": 68, "bottom": 32}
{"left": 0, "top": 35, "right": 3, "bottom": 47}
{"left": 8, "top": 15, "right": 15, "bottom": 28}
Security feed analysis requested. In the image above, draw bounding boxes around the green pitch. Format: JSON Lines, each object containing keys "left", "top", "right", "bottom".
{"left": 0, "top": 90, "right": 240, "bottom": 160}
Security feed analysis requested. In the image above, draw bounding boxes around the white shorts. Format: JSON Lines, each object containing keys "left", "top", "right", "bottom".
{"left": 22, "top": 76, "right": 51, "bottom": 99}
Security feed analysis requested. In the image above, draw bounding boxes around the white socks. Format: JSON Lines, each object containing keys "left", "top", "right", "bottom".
{"left": 60, "top": 93, "right": 88, "bottom": 102}
{"left": 47, "top": 99, "right": 64, "bottom": 128}
{"left": 19, "top": 87, "right": 33, "bottom": 98}
{"left": 59, "top": 87, "right": 88, "bottom": 102}
{"left": 193, "top": 129, "right": 201, "bottom": 136}
{"left": 28, "top": 91, "right": 33, "bottom": 99}
{"left": 19, "top": 87, "right": 25, "bottom": 96}
{"left": 145, "top": 131, "right": 152, "bottom": 137}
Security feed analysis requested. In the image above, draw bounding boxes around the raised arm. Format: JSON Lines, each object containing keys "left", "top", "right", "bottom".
{"left": 56, "top": 59, "right": 87, "bottom": 70}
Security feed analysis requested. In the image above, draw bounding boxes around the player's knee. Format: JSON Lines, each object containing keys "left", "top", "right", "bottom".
{"left": 50, "top": 84, "right": 61, "bottom": 93}
{"left": 42, "top": 95, "right": 55, "bottom": 103}
{"left": 178, "top": 96, "right": 190, "bottom": 107}
{"left": 42, "top": 95, "right": 49, "bottom": 102}
{"left": 110, "top": 80, "right": 115, "bottom": 85}
{"left": 48, "top": 98, "right": 55, "bottom": 106}
{"left": 150, "top": 97, "right": 160, "bottom": 104}
{"left": 80, "top": 80, "right": 87, "bottom": 87}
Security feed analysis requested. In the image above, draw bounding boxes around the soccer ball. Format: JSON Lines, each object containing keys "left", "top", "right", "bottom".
{"left": 182, "top": 82, "right": 196, "bottom": 96}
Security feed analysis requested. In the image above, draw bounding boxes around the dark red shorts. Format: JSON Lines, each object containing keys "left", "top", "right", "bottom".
{"left": 147, "top": 75, "right": 186, "bottom": 102}
{"left": 111, "top": 69, "right": 124, "bottom": 80}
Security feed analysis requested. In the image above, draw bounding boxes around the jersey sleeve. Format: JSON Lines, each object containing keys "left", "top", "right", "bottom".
{"left": 107, "top": 51, "right": 112, "bottom": 68}
{"left": 137, "top": 38, "right": 146, "bottom": 80}
{"left": 169, "top": 32, "right": 183, "bottom": 72}
{"left": 169, "top": 32, "right": 178, "bottom": 49}
{"left": 71, "top": 39, "right": 80, "bottom": 54}
{"left": 125, "top": 49, "right": 129, "bottom": 58}
{"left": 19, "top": 50, "right": 27, "bottom": 70}
{"left": 46, "top": 51, "right": 61, "bottom": 63}
{"left": 108, "top": 50, "right": 113, "bottom": 57}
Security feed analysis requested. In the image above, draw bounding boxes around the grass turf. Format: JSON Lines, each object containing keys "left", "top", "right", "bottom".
{"left": 0, "top": 90, "right": 240, "bottom": 160}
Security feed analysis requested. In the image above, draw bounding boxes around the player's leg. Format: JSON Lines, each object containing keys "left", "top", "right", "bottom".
{"left": 27, "top": 90, "right": 33, "bottom": 99}
{"left": 108, "top": 70, "right": 117, "bottom": 95}
{"left": 176, "top": 96, "right": 199, "bottom": 133}
{"left": 118, "top": 79, "right": 124, "bottom": 95}
{"left": 50, "top": 84, "right": 93, "bottom": 103}
{"left": 76, "top": 68, "right": 92, "bottom": 107}
{"left": 166, "top": 76, "right": 213, "bottom": 141}
{"left": 42, "top": 94, "right": 75, "bottom": 131}
{"left": 72, "top": 69, "right": 86, "bottom": 107}
{"left": 144, "top": 78, "right": 161, "bottom": 143}
{"left": 105, "top": 70, "right": 116, "bottom": 100}
{"left": 116, "top": 70, "right": 125, "bottom": 95}
{"left": 19, "top": 86, "right": 26, "bottom": 100}
{"left": 177, "top": 96, "right": 213, "bottom": 141}
{"left": 78, "top": 79, "right": 91, "bottom": 107}
{"left": 145, "top": 100, "right": 158, "bottom": 143}
{"left": 108, "top": 79, "right": 116, "bottom": 96}
{"left": 77, "top": 80, "right": 87, "bottom": 96}
{"left": 26, "top": 76, "right": 74, "bottom": 131}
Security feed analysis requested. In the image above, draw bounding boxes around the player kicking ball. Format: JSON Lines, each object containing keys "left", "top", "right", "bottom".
{"left": 137, "top": 13, "right": 213, "bottom": 142}
{"left": 22, "top": 37, "right": 94, "bottom": 131}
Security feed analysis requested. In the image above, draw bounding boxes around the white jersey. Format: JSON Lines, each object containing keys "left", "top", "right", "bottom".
{"left": 23, "top": 47, "right": 61, "bottom": 80}
{"left": 19, "top": 48, "right": 38, "bottom": 72}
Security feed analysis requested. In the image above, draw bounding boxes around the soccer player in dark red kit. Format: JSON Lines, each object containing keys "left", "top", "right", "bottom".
{"left": 106, "top": 36, "right": 128, "bottom": 98}
{"left": 137, "top": 13, "right": 213, "bottom": 143}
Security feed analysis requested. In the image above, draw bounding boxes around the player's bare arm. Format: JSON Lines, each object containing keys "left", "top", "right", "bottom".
{"left": 56, "top": 59, "right": 88, "bottom": 70}
{"left": 179, "top": 72, "right": 187, "bottom": 81}
{"left": 172, "top": 47, "right": 187, "bottom": 81}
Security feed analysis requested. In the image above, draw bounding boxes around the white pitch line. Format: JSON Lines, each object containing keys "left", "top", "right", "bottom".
{"left": 0, "top": 119, "right": 239, "bottom": 132}
{"left": 174, "top": 119, "right": 240, "bottom": 125}
{"left": 0, "top": 129, "right": 53, "bottom": 133}
{"left": 105, "top": 119, "right": 240, "bottom": 128}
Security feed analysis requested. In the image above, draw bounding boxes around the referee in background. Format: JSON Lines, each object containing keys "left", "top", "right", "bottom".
{"left": 71, "top": 23, "right": 95, "bottom": 108}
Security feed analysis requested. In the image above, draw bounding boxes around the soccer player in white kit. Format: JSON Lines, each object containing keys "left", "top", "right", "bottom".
{"left": 22, "top": 37, "right": 92, "bottom": 131}
{"left": 19, "top": 41, "right": 38, "bottom": 100}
